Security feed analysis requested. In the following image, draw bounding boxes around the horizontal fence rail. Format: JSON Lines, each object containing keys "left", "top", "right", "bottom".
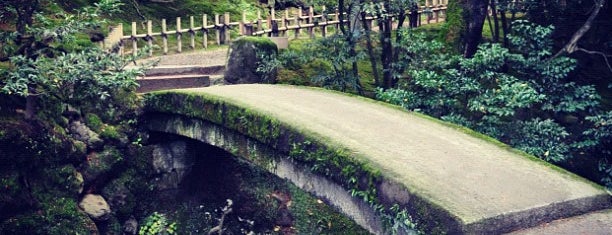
{"left": 106, "top": 0, "right": 448, "bottom": 57}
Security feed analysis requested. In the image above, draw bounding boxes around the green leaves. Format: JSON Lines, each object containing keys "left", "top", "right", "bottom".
{"left": 509, "top": 118, "right": 570, "bottom": 162}
{"left": 139, "top": 212, "right": 177, "bottom": 235}
{"left": 375, "top": 20, "right": 610, "bottom": 172}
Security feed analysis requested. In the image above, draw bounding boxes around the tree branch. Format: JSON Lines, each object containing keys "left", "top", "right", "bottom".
{"left": 552, "top": 0, "right": 605, "bottom": 58}
{"left": 576, "top": 47, "right": 612, "bottom": 72}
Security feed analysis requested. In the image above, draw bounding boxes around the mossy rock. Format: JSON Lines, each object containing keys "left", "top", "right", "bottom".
{"left": 0, "top": 197, "right": 98, "bottom": 234}
{"left": 85, "top": 113, "right": 104, "bottom": 133}
{"left": 224, "top": 36, "right": 278, "bottom": 84}
{"left": 101, "top": 172, "right": 137, "bottom": 218}
{"left": 80, "top": 147, "right": 123, "bottom": 185}
{"left": 41, "top": 164, "right": 84, "bottom": 197}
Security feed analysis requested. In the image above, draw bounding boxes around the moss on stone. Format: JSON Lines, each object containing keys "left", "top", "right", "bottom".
{"left": 233, "top": 36, "right": 278, "bottom": 54}
{"left": 0, "top": 197, "right": 98, "bottom": 234}
{"left": 85, "top": 113, "right": 104, "bottom": 133}
{"left": 144, "top": 87, "right": 612, "bottom": 234}
{"left": 100, "top": 125, "right": 121, "bottom": 141}
{"left": 143, "top": 91, "right": 417, "bottom": 232}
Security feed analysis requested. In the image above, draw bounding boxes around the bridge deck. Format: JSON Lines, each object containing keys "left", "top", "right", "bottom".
{"left": 154, "top": 84, "right": 610, "bottom": 233}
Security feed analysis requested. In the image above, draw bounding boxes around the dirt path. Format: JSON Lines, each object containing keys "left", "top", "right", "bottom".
{"left": 137, "top": 47, "right": 229, "bottom": 66}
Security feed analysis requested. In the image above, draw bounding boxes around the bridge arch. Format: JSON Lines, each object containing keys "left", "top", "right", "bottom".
{"left": 144, "top": 113, "right": 389, "bottom": 233}
{"left": 143, "top": 84, "right": 611, "bottom": 234}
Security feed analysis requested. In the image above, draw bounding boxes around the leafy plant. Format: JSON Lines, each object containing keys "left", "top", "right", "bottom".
{"left": 139, "top": 212, "right": 177, "bottom": 235}
{"left": 376, "top": 21, "right": 610, "bottom": 186}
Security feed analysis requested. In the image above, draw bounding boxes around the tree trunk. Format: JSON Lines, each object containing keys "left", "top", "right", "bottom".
{"left": 462, "top": 0, "right": 488, "bottom": 58}
{"left": 409, "top": 2, "right": 419, "bottom": 28}
{"left": 380, "top": 18, "right": 393, "bottom": 88}
{"left": 25, "top": 94, "right": 36, "bottom": 120}
{"left": 490, "top": 0, "right": 500, "bottom": 42}
{"left": 500, "top": 9, "right": 509, "bottom": 48}
{"left": 361, "top": 12, "right": 380, "bottom": 87}
{"left": 14, "top": 0, "right": 38, "bottom": 35}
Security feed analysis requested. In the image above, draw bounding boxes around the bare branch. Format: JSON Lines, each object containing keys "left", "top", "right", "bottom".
{"left": 552, "top": 0, "right": 605, "bottom": 58}
{"left": 576, "top": 47, "right": 612, "bottom": 73}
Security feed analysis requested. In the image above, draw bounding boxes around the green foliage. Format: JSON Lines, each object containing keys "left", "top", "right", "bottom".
{"left": 100, "top": 125, "right": 121, "bottom": 141}
{"left": 507, "top": 119, "right": 570, "bottom": 162}
{"left": 256, "top": 49, "right": 281, "bottom": 83}
{"left": 377, "top": 21, "right": 607, "bottom": 172}
{"left": 278, "top": 35, "right": 364, "bottom": 93}
{"left": 438, "top": 0, "right": 464, "bottom": 51}
{"left": 1, "top": 0, "right": 146, "bottom": 123}
{"left": 2, "top": 48, "right": 142, "bottom": 110}
{"left": 85, "top": 113, "right": 103, "bottom": 132}
{"left": 139, "top": 212, "right": 177, "bottom": 235}
{"left": 577, "top": 111, "right": 612, "bottom": 189}
{"left": 0, "top": 197, "right": 95, "bottom": 235}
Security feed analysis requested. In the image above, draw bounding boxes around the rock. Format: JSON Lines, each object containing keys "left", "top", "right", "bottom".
{"left": 101, "top": 173, "right": 135, "bottom": 217}
{"left": 75, "top": 171, "right": 84, "bottom": 194}
{"left": 63, "top": 104, "right": 81, "bottom": 120}
{"left": 79, "top": 194, "right": 111, "bottom": 221}
{"left": 69, "top": 121, "right": 103, "bottom": 150}
{"left": 224, "top": 36, "right": 278, "bottom": 84}
{"left": 151, "top": 140, "right": 194, "bottom": 190}
{"left": 80, "top": 147, "right": 123, "bottom": 184}
{"left": 123, "top": 216, "right": 138, "bottom": 235}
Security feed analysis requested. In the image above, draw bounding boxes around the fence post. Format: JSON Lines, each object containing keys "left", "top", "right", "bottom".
{"left": 240, "top": 11, "right": 246, "bottom": 35}
{"left": 283, "top": 10, "right": 289, "bottom": 37}
{"left": 162, "top": 19, "right": 168, "bottom": 54}
{"left": 176, "top": 17, "right": 182, "bottom": 53}
{"left": 294, "top": 8, "right": 301, "bottom": 38}
{"left": 131, "top": 22, "right": 137, "bottom": 56}
{"left": 224, "top": 12, "right": 231, "bottom": 44}
{"left": 117, "top": 23, "right": 124, "bottom": 55}
{"left": 321, "top": 6, "right": 327, "bottom": 38}
{"left": 203, "top": 14, "right": 208, "bottom": 49}
{"left": 267, "top": 12, "right": 272, "bottom": 37}
{"left": 308, "top": 6, "right": 314, "bottom": 38}
{"left": 256, "top": 10, "right": 261, "bottom": 33}
{"left": 334, "top": 8, "right": 340, "bottom": 31}
{"left": 189, "top": 16, "right": 195, "bottom": 49}
{"left": 215, "top": 14, "right": 221, "bottom": 45}
{"left": 146, "top": 20, "right": 153, "bottom": 56}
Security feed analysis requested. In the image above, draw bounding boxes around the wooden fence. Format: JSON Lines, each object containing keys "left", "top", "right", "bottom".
{"left": 106, "top": 1, "right": 448, "bottom": 57}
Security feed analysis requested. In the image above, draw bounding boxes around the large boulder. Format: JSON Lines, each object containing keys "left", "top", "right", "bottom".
{"left": 79, "top": 194, "right": 111, "bottom": 221}
{"left": 224, "top": 36, "right": 278, "bottom": 84}
{"left": 151, "top": 140, "right": 194, "bottom": 190}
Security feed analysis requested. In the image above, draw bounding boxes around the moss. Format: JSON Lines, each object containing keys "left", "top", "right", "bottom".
{"left": 100, "top": 125, "right": 121, "bottom": 141}
{"left": 81, "top": 146, "right": 124, "bottom": 182}
{"left": 144, "top": 90, "right": 416, "bottom": 232}
{"left": 0, "top": 197, "right": 98, "bottom": 234}
{"left": 439, "top": 0, "right": 464, "bottom": 52}
{"left": 233, "top": 36, "right": 278, "bottom": 54}
{"left": 101, "top": 171, "right": 137, "bottom": 218}
{"left": 85, "top": 113, "right": 104, "bottom": 132}
{"left": 276, "top": 68, "right": 311, "bottom": 85}
{"left": 144, "top": 87, "right": 610, "bottom": 234}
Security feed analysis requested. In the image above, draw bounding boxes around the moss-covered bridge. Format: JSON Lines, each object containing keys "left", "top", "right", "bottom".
{"left": 143, "top": 84, "right": 611, "bottom": 234}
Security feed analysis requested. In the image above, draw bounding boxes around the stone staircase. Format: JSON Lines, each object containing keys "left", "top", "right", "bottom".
{"left": 136, "top": 65, "right": 224, "bottom": 93}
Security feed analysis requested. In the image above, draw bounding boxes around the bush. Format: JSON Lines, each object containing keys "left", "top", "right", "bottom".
{"left": 139, "top": 212, "right": 177, "bottom": 235}
{"left": 376, "top": 22, "right": 610, "bottom": 188}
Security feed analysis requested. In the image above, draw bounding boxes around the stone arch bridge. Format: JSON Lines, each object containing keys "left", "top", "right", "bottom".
{"left": 143, "top": 84, "right": 611, "bottom": 234}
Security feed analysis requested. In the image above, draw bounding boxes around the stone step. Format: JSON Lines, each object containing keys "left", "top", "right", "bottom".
{"left": 137, "top": 74, "right": 211, "bottom": 93}
{"left": 144, "top": 65, "right": 225, "bottom": 77}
